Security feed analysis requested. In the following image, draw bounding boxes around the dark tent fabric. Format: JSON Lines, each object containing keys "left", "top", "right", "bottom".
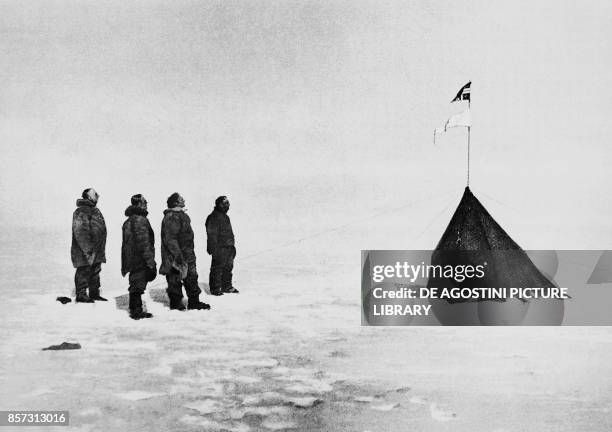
{"left": 435, "top": 187, "right": 520, "bottom": 250}
{"left": 428, "top": 187, "right": 555, "bottom": 303}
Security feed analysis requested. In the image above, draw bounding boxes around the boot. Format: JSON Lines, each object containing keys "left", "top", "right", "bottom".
{"left": 75, "top": 289, "right": 94, "bottom": 303}
{"left": 129, "top": 293, "right": 153, "bottom": 319}
{"left": 89, "top": 287, "right": 108, "bottom": 301}
{"left": 187, "top": 295, "right": 211, "bottom": 310}
{"left": 222, "top": 287, "right": 239, "bottom": 294}
{"left": 210, "top": 290, "right": 224, "bottom": 296}
{"left": 130, "top": 308, "right": 153, "bottom": 320}
{"left": 169, "top": 295, "right": 186, "bottom": 311}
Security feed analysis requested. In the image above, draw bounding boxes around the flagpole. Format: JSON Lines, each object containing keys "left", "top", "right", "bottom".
{"left": 467, "top": 98, "right": 471, "bottom": 187}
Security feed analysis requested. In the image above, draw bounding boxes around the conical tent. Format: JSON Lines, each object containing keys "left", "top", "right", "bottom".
{"left": 436, "top": 187, "right": 520, "bottom": 250}
{"left": 428, "top": 187, "right": 555, "bottom": 303}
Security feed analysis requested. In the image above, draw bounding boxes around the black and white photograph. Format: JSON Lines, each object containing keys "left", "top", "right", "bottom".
{"left": 1, "top": 1, "right": 611, "bottom": 431}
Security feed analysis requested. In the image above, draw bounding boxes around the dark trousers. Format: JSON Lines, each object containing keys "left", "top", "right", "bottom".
{"left": 209, "top": 246, "right": 235, "bottom": 292}
{"left": 74, "top": 263, "right": 102, "bottom": 295}
{"left": 166, "top": 261, "right": 200, "bottom": 299}
{"left": 128, "top": 269, "right": 148, "bottom": 295}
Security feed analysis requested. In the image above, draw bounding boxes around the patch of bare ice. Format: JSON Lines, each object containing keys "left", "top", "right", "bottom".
{"left": 115, "top": 390, "right": 165, "bottom": 401}
{"left": 354, "top": 396, "right": 375, "bottom": 403}
{"left": 233, "top": 375, "right": 262, "bottom": 384}
{"left": 23, "top": 387, "right": 56, "bottom": 398}
{"left": 215, "top": 371, "right": 262, "bottom": 384}
{"left": 242, "top": 392, "right": 285, "bottom": 406}
{"left": 285, "top": 396, "right": 323, "bottom": 408}
{"left": 574, "top": 405, "right": 612, "bottom": 413}
{"left": 230, "top": 406, "right": 291, "bottom": 419}
{"left": 269, "top": 366, "right": 291, "bottom": 376}
{"left": 85, "top": 341, "right": 158, "bottom": 353}
{"left": 270, "top": 367, "right": 317, "bottom": 379}
{"left": 370, "top": 403, "right": 400, "bottom": 411}
{"left": 168, "top": 384, "right": 192, "bottom": 395}
{"left": 170, "top": 380, "right": 225, "bottom": 398}
{"left": 184, "top": 399, "right": 225, "bottom": 414}
{"left": 240, "top": 350, "right": 269, "bottom": 358}
{"left": 284, "top": 379, "right": 333, "bottom": 394}
{"left": 167, "top": 349, "right": 237, "bottom": 361}
{"left": 324, "top": 371, "right": 348, "bottom": 383}
{"left": 261, "top": 417, "right": 298, "bottom": 430}
{"left": 69, "top": 423, "right": 96, "bottom": 432}
{"left": 234, "top": 358, "right": 279, "bottom": 368}
{"left": 145, "top": 365, "right": 173, "bottom": 375}
{"left": 179, "top": 415, "right": 249, "bottom": 431}
{"left": 429, "top": 403, "right": 457, "bottom": 421}
{"left": 78, "top": 407, "right": 102, "bottom": 417}
{"left": 229, "top": 423, "right": 252, "bottom": 432}
{"left": 173, "top": 372, "right": 217, "bottom": 386}
{"left": 409, "top": 396, "right": 427, "bottom": 405}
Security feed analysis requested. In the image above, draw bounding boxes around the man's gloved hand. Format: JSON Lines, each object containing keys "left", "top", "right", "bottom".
{"left": 86, "top": 251, "right": 96, "bottom": 266}
{"left": 146, "top": 263, "right": 157, "bottom": 282}
{"left": 172, "top": 256, "right": 188, "bottom": 279}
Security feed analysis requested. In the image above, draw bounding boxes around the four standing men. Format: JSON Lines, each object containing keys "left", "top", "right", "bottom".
{"left": 71, "top": 188, "right": 108, "bottom": 303}
{"left": 73, "top": 189, "right": 237, "bottom": 318}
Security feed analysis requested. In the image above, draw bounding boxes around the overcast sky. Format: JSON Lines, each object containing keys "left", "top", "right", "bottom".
{"left": 1, "top": 0, "right": 611, "bottom": 251}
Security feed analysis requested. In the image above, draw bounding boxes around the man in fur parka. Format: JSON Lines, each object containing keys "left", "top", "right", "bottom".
{"left": 205, "top": 196, "right": 239, "bottom": 296}
{"left": 121, "top": 194, "right": 157, "bottom": 320}
{"left": 160, "top": 192, "right": 211, "bottom": 311}
{"left": 71, "top": 188, "right": 107, "bottom": 302}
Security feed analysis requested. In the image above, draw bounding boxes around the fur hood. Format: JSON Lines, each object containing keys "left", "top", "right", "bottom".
{"left": 76, "top": 198, "right": 96, "bottom": 207}
{"left": 125, "top": 205, "right": 149, "bottom": 217}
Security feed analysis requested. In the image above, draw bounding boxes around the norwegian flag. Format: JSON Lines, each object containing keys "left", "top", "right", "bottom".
{"left": 451, "top": 81, "right": 471, "bottom": 103}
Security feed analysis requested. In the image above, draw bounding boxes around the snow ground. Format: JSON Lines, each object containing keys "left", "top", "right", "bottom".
{"left": 1, "top": 220, "right": 612, "bottom": 431}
